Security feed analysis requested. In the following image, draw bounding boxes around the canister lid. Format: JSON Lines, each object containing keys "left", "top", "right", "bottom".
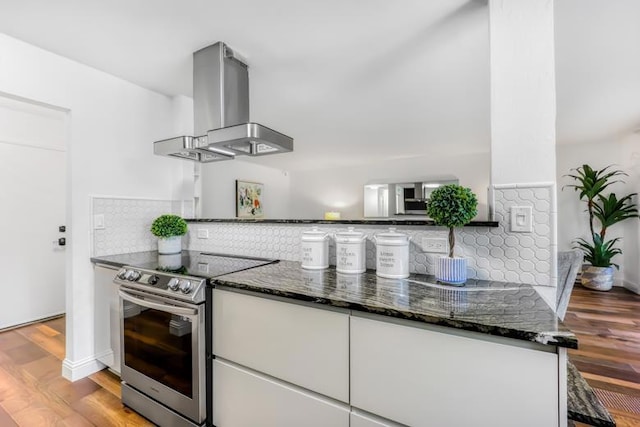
{"left": 335, "top": 227, "right": 367, "bottom": 243}
{"left": 302, "top": 226, "right": 330, "bottom": 241}
{"left": 374, "top": 227, "right": 411, "bottom": 245}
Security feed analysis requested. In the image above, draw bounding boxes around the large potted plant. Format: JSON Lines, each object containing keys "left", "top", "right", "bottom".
{"left": 565, "top": 164, "right": 639, "bottom": 291}
{"left": 426, "top": 184, "right": 478, "bottom": 285}
{"left": 151, "top": 214, "right": 188, "bottom": 254}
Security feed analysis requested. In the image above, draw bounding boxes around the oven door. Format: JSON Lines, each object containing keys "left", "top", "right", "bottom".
{"left": 119, "top": 288, "right": 205, "bottom": 424}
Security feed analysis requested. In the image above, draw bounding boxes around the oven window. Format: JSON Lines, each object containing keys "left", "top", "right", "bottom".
{"left": 123, "top": 304, "right": 193, "bottom": 398}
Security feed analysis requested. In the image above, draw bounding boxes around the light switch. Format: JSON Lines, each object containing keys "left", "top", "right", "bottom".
{"left": 93, "top": 214, "right": 105, "bottom": 230}
{"left": 197, "top": 228, "right": 209, "bottom": 239}
{"left": 510, "top": 206, "right": 533, "bottom": 233}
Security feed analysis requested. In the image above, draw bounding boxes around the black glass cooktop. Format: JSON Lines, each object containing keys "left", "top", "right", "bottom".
{"left": 91, "top": 251, "right": 277, "bottom": 279}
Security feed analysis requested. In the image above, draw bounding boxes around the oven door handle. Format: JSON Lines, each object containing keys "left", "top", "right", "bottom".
{"left": 118, "top": 290, "right": 197, "bottom": 316}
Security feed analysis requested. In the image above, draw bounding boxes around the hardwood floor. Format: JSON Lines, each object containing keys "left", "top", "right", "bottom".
{"left": 1, "top": 287, "right": 640, "bottom": 426}
{"left": 564, "top": 286, "right": 640, "bottom": 427}
{"left": 0, "top": 316, "right": 153, "bottom": 426}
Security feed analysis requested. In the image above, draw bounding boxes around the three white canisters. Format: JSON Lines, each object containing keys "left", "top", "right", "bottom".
{"left": 301, "top": 226, "right": 411, "bottom": 278}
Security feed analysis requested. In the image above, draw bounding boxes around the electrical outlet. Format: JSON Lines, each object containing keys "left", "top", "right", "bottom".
{"left": 197, "top": 228, "right": 209, "bottom": 239}
{"left": 93, "top": 214, "right": 105, "bottom": 230}
{"left": 421, "top": 237, "right": 448, "bottom": 253}
{"left": 510, "top": 206, "right": 533, "bottom": 233}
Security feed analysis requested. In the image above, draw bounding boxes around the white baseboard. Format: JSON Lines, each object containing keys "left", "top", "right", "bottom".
{"left": 62, "top": 355, "right": 106, "bottom": 382}
{"left": 95, "top": 349, "right": 114, "bottom": 367}
{"left": 623, "top": 280, "right": 640, "bottom": 295}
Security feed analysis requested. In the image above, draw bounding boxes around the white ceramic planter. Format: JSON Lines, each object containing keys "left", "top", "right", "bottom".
{"left": 581, "top": 265, "right": 614, "bottom": 291}
{"left": 436, "top": 256, "right": 468, "bottom": 286}
{"left": 158, "top": 235, "right": 182, "bottom": 255}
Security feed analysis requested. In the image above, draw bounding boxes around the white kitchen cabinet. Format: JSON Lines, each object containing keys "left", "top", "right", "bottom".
{"left": 350, "top": 316, "right": 561, "bottom": 427}
{"left": 212, "top": 289, "right": 349, "bottom": 402}
{"left": 350, "top": 409, "right": 405, "bottom": 427}
{"left": 213, "top": 359, "right": 349, "bottom": 427}
{"left": 93, "top": 264, "right": 120, "bottom": 374}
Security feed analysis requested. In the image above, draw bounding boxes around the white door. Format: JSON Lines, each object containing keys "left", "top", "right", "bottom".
{"left": 0, "top": 94, "right": 67, "bottom": 329}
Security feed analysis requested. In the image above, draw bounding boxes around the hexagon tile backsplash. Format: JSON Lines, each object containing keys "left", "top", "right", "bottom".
{"left": 92, "top": 197, "right": 190, "bottom": 256}
{"left": 91, "top": 184, "right": 554, "bottom": 287}
{"left": 185, "top": 183, "right": 556, "bottom": 287}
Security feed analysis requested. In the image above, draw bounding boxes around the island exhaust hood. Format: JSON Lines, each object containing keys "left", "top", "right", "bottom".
{"left": 154, "top": 42, "right": 293, "bottom": 162}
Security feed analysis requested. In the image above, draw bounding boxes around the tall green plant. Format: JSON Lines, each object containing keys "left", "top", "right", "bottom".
{"left": 426, "top": 184, "right": 478, "bottom": 258}
{"left": 564, "top": 164, "right": 639, "bottom": 268}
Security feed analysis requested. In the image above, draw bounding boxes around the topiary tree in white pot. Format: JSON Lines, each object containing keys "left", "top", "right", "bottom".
{"left": 151, "top": 214, "right": 188, "bottom": 254}
{"left": 426, "top": 184, "right": 478, "bottom": 285}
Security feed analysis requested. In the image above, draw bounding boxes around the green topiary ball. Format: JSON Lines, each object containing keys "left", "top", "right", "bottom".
{"left": 150, "top": 214, "right": 188, "bottom": 238}
{"left": 426, "top": 184, "right": 478, "bottom": 228}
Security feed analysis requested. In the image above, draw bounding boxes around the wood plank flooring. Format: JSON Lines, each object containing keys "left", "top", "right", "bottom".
{"left": 564, "top": 286, "right": 640, "bottom": 427}
{"left": 0, "top": 316, "right": 153, "bottom": 426}
{"left": 1, "top": 286, "right": 640, "bottom": 426}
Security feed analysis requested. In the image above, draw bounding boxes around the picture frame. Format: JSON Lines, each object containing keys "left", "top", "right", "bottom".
{"left": 236, "top": 180, "right": 264, "bottom": 218}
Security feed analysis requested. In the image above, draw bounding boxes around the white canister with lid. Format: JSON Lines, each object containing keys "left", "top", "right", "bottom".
{"left": 301, "top": 226, "right": 330, "bottom": 269}
{"left": 334, "top": 227, "right": 367, "bottom": 274}
{"left": 374, "top": 228, "right": 411, "bottom": 279}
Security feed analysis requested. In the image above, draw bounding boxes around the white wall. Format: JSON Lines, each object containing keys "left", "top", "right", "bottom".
{"left": 201, "top": 160, "right": 291, "bottom": 219}
{"left": 0, "top": 33, "right": 190, "bottom": 380}
{"left": 288, "top": 152, "right": 490, "bottom": 220}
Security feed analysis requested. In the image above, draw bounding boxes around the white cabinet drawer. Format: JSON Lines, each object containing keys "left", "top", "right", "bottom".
{"left": 213, "top": 359, "right": 349, "bottom": 427}
{"left": 350, "top": 316, "right": 560, "bottom": 427}
{"left": 212, "top": 289, "right": 349, "bottom": 402}
{"left": 350, "top": 410, "right": 405, "bottom": 427}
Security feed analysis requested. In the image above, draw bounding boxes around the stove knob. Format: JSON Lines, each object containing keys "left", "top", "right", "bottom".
{"left": 168, "top": 278, "right": 180, "bottom": 291}
{"left": 179, "top": 279, "right": 192, "bottom": 294}
{"left": 148, "top": 275, "right": 159, "bottom": 285}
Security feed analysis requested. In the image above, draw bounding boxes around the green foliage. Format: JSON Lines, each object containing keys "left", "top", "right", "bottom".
{"left": 150, "top": 214, "right": 188, "bottom": 238}
{"left": 426, "top": 184, "right": 478, "bottom": 258}
{"left": 564, "top": 164, "right": 639, "bottom": 268}
{"left": 574, "top": 234, "right": 621, "bottom": 269}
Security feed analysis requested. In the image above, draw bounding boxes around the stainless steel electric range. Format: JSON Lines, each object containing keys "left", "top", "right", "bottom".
{"left": 113, "top": 252, "right": 276, "bottom": 427}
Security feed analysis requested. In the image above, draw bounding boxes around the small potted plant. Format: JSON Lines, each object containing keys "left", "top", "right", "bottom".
{"left": 565, "top": 164, "right": 639, "bottom": 291}
{"left": 426, "top": 184, "right": 478, "bottom": 285}
{"left": 151, "top": 214, "right": 188, "bottom": 254}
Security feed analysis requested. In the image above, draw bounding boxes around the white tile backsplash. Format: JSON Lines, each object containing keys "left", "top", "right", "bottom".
{"left": 186, "top": 183, "right": 555, "bottom": 286}
{"left": 92, "top": 183, "right": 555, "bottom": 287}
{"left": 92, "top": 197, "right": 180, "bottom": 256}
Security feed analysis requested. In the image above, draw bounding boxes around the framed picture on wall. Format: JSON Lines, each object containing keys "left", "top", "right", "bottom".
{"left": 236, "top": 180, "right": 264, "bottom": 218}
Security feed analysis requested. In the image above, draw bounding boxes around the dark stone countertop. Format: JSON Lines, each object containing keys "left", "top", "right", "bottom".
{"left": 186, "top": 218, "right": 499, "bottom": 227}
{"left": 567, "top": 361, "right": 616, "bottom": 426}
{"left": 213, "top": 260, "right": 578, "bottom": 349}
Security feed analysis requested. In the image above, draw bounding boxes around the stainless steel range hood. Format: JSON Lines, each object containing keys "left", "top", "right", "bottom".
{"left": 154, "top": 42, "right": 293, "bottom": 162}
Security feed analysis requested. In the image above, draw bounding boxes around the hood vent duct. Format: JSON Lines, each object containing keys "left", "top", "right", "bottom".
{"left": 154, "top": 42, "right": 293, "bottom": 162}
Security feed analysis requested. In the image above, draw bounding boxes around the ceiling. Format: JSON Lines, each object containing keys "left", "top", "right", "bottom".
{"left": 0, "top": 0, "right": 637, "bottom": 171}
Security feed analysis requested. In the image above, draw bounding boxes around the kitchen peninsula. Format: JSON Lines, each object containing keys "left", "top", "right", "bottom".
{"left": 93, "top": 250, "right": 590, "bottom": 427}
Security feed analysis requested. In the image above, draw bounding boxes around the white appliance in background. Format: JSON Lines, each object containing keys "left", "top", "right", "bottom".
{"left": 0, "top": 94, "right": 67, "bottom": 329}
